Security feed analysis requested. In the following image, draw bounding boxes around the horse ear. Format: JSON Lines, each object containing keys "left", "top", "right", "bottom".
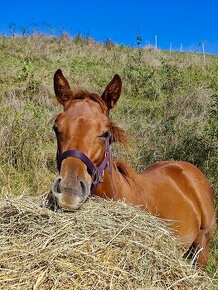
{"left": 54, "top": 69, "right": 73, "bottom": 106}
{"left": 101, "top": 74, "right": 122, "bottom": 110}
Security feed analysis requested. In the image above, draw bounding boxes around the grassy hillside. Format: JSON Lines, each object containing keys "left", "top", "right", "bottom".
{"left": 0, "top": 35, "right": 217, "bottom": 276}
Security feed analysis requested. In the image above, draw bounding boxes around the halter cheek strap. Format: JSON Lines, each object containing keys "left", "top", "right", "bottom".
{"left": 56, "top": 135, "right": 112, "bottom": 194}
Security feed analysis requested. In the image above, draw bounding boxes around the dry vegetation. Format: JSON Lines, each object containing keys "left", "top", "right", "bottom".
{"left": 0, "top": 34, "right": 217, "bottom": 288}
{"left": 0, "top": 195, "right": 216, "bottom": 290}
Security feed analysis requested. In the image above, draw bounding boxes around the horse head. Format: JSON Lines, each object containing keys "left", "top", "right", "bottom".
{"left": 51, "top": 69, "right": 122, "bottom": 210}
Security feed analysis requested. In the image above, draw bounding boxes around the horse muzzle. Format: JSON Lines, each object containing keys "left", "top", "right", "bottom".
{"left": 51, "top": 177, "right": 91, "bottom": 210}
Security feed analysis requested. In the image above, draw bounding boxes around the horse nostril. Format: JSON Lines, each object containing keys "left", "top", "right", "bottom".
{"left": 55, "top": 178, "right": 61, "bottom": 194}
{"left": 80, "top": 181, "right": 86, "bottom": 196}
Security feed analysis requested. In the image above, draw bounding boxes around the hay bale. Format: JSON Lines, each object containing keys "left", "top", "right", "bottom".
{"left": 0, "top": 195, "right": 215, "bottom": 290}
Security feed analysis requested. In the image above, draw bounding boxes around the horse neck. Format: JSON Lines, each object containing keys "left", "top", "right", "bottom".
{"left": 95, "top": 161, "right": 151, "bottom": 207}
{"left": 99, "top": 162, "right": 126, "bottom": 198}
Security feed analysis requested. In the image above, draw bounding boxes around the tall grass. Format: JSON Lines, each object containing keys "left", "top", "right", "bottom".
{"left": 0, "top": 34, "right": 217, "bottom": 273}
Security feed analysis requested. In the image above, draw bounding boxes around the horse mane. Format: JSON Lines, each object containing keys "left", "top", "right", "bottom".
{"left": 109, "top": 122, "right": 128, "bottom": 147}
{"left": 116, "top": 161, "right": 135, "bottom": 178}
{"left": 71, "top": 89, "right": 129, "bottom": 148}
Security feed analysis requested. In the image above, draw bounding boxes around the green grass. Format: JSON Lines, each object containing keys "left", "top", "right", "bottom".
{"left": 0, "top": 34, "right": 217, "bottom": 275}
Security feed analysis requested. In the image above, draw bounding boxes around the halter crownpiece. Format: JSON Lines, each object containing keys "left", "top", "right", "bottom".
{"left": 56, "top": 133, "right": 112, "bottom": 194}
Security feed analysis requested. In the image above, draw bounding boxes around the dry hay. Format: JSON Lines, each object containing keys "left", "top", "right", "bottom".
{"left": 0, "top": 195, "right": 215, "bottom": 290}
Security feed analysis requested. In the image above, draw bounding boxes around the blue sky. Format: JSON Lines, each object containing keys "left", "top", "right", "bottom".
{"left": 0, "top": 0, "right": 218, "bottom": 54}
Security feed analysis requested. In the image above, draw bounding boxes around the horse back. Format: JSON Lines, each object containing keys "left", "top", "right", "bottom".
{"left": 141, "top": 161, "right": 215, "bottom": 243}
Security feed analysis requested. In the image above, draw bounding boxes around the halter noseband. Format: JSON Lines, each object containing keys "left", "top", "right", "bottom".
{"left": 56, "top": 134, "right": 112, "bottom": 194}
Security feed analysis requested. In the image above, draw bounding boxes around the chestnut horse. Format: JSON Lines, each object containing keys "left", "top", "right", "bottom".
{"left": 50, "top": 69, "right": 215, "bottom": 268}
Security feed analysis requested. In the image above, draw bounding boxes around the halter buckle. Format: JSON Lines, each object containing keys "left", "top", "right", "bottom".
{"left": 92, "top": 170, "right": 104, "bottom": 184}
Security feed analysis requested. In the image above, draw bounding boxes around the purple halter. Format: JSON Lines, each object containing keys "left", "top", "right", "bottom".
{"left": 56, "top": 134, "right": 112, "bottom": 194}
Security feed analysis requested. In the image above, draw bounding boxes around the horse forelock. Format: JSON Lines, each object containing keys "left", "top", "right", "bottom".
{"left": 70, "top": 89, "right": 108, "bottom": 113}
